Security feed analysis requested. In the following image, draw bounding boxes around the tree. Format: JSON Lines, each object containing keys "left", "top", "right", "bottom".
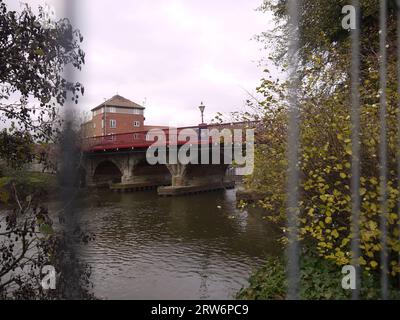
{"left": 239, "top": 0, "right": 400, "bottom": 298}
{"left": 0, "top": 183, "right": 94, "bottom": 299}
{"left": 259, "top": 0, "right": 396, "bottom": 65}
{"left": 0, "top": 129, "right": 35, "bottom": 169}
{"left": 0, "top": 1, "right": 92, "bottom": 299}
{"left": 0, "top": 0, "right": 84, "bottom": 141}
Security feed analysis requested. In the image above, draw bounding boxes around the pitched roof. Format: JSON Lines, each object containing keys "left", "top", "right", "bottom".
{"left": 91, "top": 95, "right": 144, "bottom": 111}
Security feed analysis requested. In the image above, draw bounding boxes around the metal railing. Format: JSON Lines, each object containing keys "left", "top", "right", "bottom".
{"left": 81, "top": 122, "right": 258, "bottom": 152}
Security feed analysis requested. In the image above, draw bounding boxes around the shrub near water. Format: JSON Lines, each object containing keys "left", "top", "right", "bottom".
{"left": 237, "top": 255, "right": 400, "bottom": 300}
{"left": 0, "top": 169, "right": 57, "bottom": 205}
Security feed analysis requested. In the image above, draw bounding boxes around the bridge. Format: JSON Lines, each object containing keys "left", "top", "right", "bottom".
{"left": 81, "top": 122, "right": 257, "bottom": 196}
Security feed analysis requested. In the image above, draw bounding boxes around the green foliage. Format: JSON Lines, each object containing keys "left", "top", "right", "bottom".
{"left": 0, "top": 129, "right": 35, "bottom": 169}
{"left": 237, "top": 254, "right": 400, "bottom": 300}
{"left": 0, "top": 0, "right": 85, "bottom": 140}
{"left": 237, "top": 255, "right": 351, "bottom": 300}
{"left": 260, "top": 1, "right": 398, "bottom": 66}
{"left": 0, "top": 169, "right": 57, "bottom": 205}
{"left": 39, "top": 223, "right": 54, "bottom": 236}
{"left": 237, "top": 256, "right": 287, "bottom": 300}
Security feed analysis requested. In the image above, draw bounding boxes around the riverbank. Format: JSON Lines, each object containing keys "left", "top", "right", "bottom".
{"left": 0, "top": 169, "right": 58, "bottom": 207}
{"left": 236, "top": 189, "right": 269, "bottom": 204}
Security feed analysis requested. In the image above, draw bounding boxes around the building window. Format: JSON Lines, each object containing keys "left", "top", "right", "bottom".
{"left": 110, "top": 119, "right": 117, "bottom": 128}
{"left": 133, "top": 121, "right": 140, "bottom": 127}
{"left": 101, "top": 119, "right": 104, "bottom": 128}
{"left": 93, "top": 122, "right": 96, "bottom": 129}
{"left": 107, "top": 106, "right": 116, "bottom": 113}
{"left": 133, "top": 109, "right": 143, "bottom": 115}
{"left": 133, "top": 133, "right": 140, "bottom": 140}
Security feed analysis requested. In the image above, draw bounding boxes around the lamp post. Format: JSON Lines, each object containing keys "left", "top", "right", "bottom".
{"left": 199, "top": 101, "right": 205, "bottom": 124}
{"left": 198, "top": 102, "right": 206, "bottom": 141}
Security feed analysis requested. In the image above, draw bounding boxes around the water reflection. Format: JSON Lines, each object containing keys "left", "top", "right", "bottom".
{"left": 77, "top": 189, "right": 280, "bottom": 299}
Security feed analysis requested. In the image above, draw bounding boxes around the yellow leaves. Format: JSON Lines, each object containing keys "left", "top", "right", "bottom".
{"left": 368, "top": 220, "right": 377, "bottom": 231}
{"left": 324, "top": 166, "right": 332, "bottom": 174}
{"left": 359, "top": 256, "right": 367, "bottom": 265}
{"left": 373, "top": 244, "right": 381, "bottom": 251}
{"left": 367, "top": 138, "right": 376, "bottom": 146}
{"left": 332, "top": 189, "right": 341, "bottom": 197}
{"left": 389, "top": 213, "right": 398, "bottom": 224}
{"left": 391, "top": 261, "right": 400, "bottom": 275}
{"left": 34, "top": 47, "right": 44, "bottom": 56}
{"left": 325, "top": 216, "right": 332, "bottom": 224}
{"left": 337, "top": 257, "right": 350, "bottom": 265}
{"left": 370, "top": 177, "right": 378, "bottom": 185}
{"left": 318, "top": 241, "right": 327, "bottom": 248}
{"left": 370, "top": 261, "right": 378, "bottom": 268}
{"left": 339, "top": 172, "right": 347, "bottom": 179}
{"left": 331, "top": 229, "right": 339, "bottom": 238}
{"left": 361, "top": 229, "right": 377, "bottom": 242}
{"left": 341, "top": 238, "right": 350, "bottom": 247}
{"left": 345, "top": 145, "right": 352, "bottom": 156}
{"left": 371, "top": 202, "right": 378, "bottom": 212}
{"left": 319, "top": 194, "right": 334, "bottom": 203}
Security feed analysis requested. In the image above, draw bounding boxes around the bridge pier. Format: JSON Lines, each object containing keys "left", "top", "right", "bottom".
{"left": 158, "top": 163, "right": 234, "bottom": 196}
{"left": 167, "top": 163, "right": 188, "bottom": 187}
{"left": 120, "top": 156, "right": 137, "bottom": 184}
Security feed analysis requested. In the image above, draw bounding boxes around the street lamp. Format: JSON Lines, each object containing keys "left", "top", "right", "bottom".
{"left": 199, "top": 101, "right": 205, "bottom": 124}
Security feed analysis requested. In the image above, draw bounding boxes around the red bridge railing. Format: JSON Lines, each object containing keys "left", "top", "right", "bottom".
{"left": 81, "top": 122, "right": 258, "bottom": 152}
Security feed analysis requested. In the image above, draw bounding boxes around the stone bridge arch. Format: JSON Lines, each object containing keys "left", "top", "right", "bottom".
{"left": 92, "top": 160, "right": 123, "bottom": 186}
{"left": 130, "top": 159, "right": 171, "bottom": 185}
{"left": 83, "top": 155, "right": 127, "bottom": 187}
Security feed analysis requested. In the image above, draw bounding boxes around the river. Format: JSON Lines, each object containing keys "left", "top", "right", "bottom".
{"left": 73, "top": 188, "right": 279, "bottom": 299}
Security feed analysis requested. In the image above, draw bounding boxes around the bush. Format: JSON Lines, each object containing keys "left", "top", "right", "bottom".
{"left": 0, "top": 170, "right": 57, "bottom": 205}
{"left": 237, "top": 254, "right": 400, "bottom": 300}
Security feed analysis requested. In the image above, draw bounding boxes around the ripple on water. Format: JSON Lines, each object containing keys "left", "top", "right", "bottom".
{"left": 78, "top": 189, "right": 279, "bottom": 299}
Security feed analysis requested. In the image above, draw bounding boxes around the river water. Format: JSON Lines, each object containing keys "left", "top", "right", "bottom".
{"left": 75, "top": 189, "right": 280, "bottom": 300}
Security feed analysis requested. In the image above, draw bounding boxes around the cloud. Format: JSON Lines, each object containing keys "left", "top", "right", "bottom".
{"left": 5, "top": 0, "right": 271, "bottom": 127}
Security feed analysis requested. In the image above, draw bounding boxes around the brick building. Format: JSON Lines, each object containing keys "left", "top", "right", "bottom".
{"left": 82, "top": 95, "right": 146, "bottom": 138}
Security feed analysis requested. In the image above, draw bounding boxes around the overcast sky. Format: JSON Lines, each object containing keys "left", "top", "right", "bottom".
{"left": 7, "top": 0, "right": 272, "bottom": 127}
